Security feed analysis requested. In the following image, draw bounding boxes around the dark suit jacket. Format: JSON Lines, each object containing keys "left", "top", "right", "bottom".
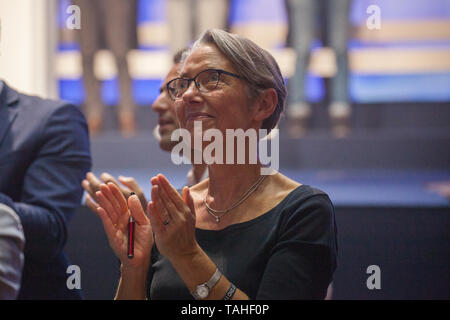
{"left": 0, "top": 81, "right": 91, "bottom": 299}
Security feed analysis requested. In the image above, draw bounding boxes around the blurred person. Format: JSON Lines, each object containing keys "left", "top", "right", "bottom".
{"left": 0, "top": 80, "right": 91, "bottom": 299}
{"left": 0, "top": 203, "right": 24, "bottom": 300}
{"left": 286, "top": 0, "right": 352, "bottom": 138}
{"left": 82, "top": 49, "right": 207, "bottom": 214}
{"left": 73, "top": 0, "right": 138, "bottom": 137}
{"left": 94, "top": 29, "right": 337, "bottom": 300}
{"left": 167, "top": 0, "right": 229, "bottom": 55}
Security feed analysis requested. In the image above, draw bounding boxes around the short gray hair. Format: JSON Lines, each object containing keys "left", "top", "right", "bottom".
{"left": 183, "top": 29, "right": 286, "bottom": 133}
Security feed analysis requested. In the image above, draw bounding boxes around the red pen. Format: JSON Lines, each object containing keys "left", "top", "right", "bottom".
{"left": 127, "top": 192, "right": 135, "bottom": 259}
{"left": 127, "top": 216, "right": 134, "bottom": 259}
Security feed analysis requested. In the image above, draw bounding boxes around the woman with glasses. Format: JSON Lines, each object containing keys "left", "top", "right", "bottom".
{"left": 94, "top": 29, "right": 337, "bottom": 300}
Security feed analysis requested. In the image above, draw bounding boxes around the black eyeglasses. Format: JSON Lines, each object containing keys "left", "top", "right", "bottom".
{"left": 166, "top": 68, "right": 242, "bottom": 100}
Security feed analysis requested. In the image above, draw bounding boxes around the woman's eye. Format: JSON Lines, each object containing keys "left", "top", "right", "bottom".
{"left": 179, "top": 81, "right": 188, "bottom": 89}
{"left": 209, "top": 73, "right": 219, "bottom": 82}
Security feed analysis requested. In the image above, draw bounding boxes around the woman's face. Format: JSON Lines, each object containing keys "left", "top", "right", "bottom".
{"left": 175, "top": 44, "right": 256, "bottom": 137}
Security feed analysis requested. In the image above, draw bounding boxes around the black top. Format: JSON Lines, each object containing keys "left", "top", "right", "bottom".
{"left": 147, "top": 185, "right": 338, "bottom": 300}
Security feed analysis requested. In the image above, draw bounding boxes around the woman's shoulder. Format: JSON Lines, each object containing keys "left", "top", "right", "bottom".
{"left": 268, "top": 173, "right": 326, "bottom": 200}
{"left": 269, "top": 173, "right": 333, "bottom": 216}
{"left": 270, "top": 175, "right": 336, "bottom": 248}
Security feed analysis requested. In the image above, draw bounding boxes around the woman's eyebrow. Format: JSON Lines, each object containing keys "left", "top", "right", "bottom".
{"left": 180, "top": 65, "right": 217, "bottom": 78}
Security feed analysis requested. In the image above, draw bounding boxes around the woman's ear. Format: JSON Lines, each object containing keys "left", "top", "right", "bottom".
{"left": 252, "top": 88, "right": 278, "bottom": 123}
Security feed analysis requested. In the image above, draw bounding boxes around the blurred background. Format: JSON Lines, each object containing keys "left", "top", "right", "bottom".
{"left": 0, "top": 0, "right": 449, "bottom": 299}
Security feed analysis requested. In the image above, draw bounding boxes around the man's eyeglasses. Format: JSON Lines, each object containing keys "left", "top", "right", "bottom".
{"left": 166, "top": 69, "right": 241, "bottom": 100}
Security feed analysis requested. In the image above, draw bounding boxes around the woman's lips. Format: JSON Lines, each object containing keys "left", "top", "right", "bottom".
{"left": 186, "top": 112, "right": 214, "bottom": 121}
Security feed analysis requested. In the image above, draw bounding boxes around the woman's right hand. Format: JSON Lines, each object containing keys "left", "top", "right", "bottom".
{"left": 95, "top": 182, "right": 153, "bottom": 271}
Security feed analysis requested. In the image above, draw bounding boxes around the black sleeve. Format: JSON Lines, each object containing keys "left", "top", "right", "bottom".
{"left": 256, "top": 193, "right": 338, "bottom": 299}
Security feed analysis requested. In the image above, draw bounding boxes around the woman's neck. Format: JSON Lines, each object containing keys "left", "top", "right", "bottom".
{"left": 206, "top": 163, "right": 264, "bottom": 210}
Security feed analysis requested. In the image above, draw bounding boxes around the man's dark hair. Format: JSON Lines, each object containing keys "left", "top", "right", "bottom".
{"left": 173, "top": 47, "right": 190, "bottom": 64}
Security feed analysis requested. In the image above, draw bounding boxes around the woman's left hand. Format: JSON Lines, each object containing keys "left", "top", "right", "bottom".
{"left": 148, "top": 174, "right": 199, "bottom": 261}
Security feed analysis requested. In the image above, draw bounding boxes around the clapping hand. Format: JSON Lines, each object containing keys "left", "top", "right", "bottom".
{"left": 147, "top": 174, "right": 199, "bottom": 262}
{"left": 94, "top": 183, "right": 153, "bottom": 270}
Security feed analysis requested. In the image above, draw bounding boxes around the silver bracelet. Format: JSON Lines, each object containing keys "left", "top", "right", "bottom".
{"left": 223, "top": 283, "right": 236, "bottom": 300}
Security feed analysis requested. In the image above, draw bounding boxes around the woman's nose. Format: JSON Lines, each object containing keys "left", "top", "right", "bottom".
{"left": 182, "top": 80, "right": 201, "bottom": 103}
